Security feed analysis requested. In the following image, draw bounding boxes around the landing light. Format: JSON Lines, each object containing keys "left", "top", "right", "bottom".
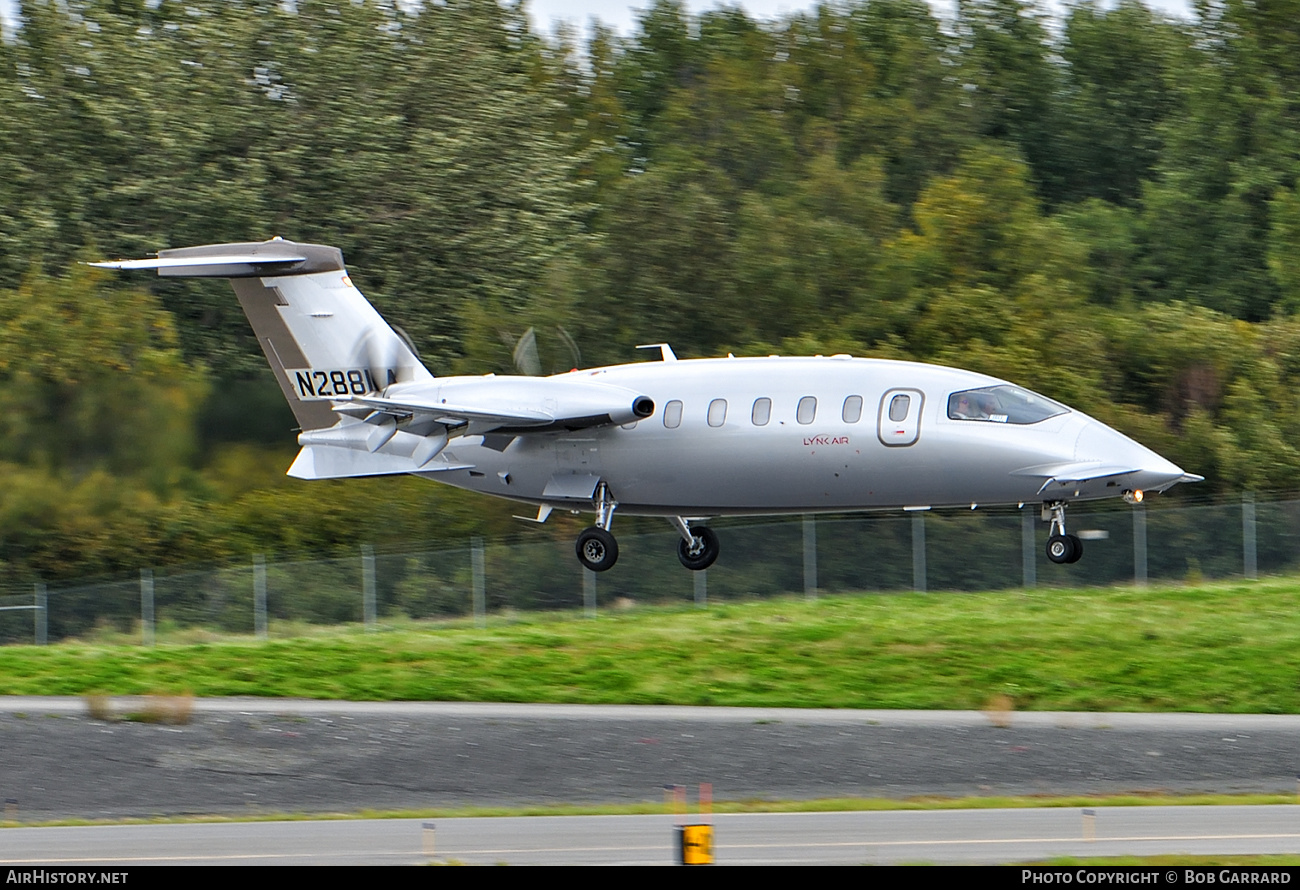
{"left": 1122, "top": 489, "right": 1144, "bottom": 504}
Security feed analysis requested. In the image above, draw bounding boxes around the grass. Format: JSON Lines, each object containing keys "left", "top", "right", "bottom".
{"left": 2, "top": 575, "right": 1300, "bottom": 711}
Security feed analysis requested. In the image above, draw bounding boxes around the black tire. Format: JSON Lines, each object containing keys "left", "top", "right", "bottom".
{"left": 1046, "top": 534, "right": 1074, "bottom": 565}
{"left": 576, "top": 527, "right": 619, "bottom": 572}
{"left": 677, "top": 527, "right": 720, "bottom": 571}
{"left": 1065, "top": 533, "right": 1083, "bottom": 564}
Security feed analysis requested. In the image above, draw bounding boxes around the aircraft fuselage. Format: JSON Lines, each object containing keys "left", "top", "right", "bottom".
{"left": 407, "top": 355, "right": 1185, "bottom": 517}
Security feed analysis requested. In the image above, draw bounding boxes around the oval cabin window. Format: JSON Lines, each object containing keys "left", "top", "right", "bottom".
{"left": 797, "top": 396, "right": 817, "bottom": 425}
{"left": 664, "top": 400, "right": 683, "bottom": 429}
{"left": 843, "top": 395, "right": 863, "bottom": 423}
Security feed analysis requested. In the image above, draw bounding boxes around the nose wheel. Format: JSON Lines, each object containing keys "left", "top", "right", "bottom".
{"left": 670, "top": 516, "right": 720, "bottom": 571}
{"left": 1043, "top": 501, "right": 1083, "bottom": 564}
{"left": 677, "top": 527, "right": 720, "bottom": 571}
{"left": 1046, "top": 533, "right": 1082, "bottom": 564}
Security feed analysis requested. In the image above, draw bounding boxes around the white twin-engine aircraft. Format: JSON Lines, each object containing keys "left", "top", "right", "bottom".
{"left": 95, "top": 239, "right": 1202, "bottom": 572}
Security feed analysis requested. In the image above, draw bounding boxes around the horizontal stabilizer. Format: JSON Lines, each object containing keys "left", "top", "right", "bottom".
{"left": 90, "top": 239, "right": 343, "bottom": 278}
{"left": 91, "top": 254, "right": 305, "bottom": 271}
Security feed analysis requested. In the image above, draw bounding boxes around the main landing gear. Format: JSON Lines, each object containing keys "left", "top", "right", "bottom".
{"left": 575, "top": 483, "right": 620, "bottom": 572}
{"left": 1043, "top": 500, "right": 1082, "bottom": 565}
{"left": 573, "top": 484, "right": 721, "bottom": 572}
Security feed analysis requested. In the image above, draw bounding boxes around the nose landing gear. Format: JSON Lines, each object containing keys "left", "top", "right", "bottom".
{"left": 1043, "top": 501, "right": 1082, "bottom": 564}
{"left": 672, "top": 518, "right": 720, "bottom": 571}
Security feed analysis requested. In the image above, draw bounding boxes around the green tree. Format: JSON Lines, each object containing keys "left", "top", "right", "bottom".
{"left": 956, "top": 0, "right": 1066, "bottom": 203}
{"left": 1056, "top": 0, "right": 1189, "bottom": 206}
{"left": 0, "top": 263, "right": 206, "bottom": 481}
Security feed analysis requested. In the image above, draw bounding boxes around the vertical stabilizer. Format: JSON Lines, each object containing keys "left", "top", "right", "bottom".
{"left": 93, "top": 239, "right": 433, "bottom": 431}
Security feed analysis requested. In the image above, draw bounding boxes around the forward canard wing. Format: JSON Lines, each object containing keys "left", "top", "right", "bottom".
{"left": 1012, "top": 460, "right": 1143, "bottom": 495}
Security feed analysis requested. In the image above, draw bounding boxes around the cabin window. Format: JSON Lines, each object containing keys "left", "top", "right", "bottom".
{"left": 664, "top": 400, "right": 683, "bottom": 429}
{"left": 797, "top": 396, "right": 817, "bottom": 424}
{"left": 708, "top": 398, "right": 728, "bottom": 427}
{"left": 842, "top": 395, "right": 863, "bottom": 423}
{"left": 888, "top": 394, "right": 911, "bottom": 422}
{"left": 752, "top": 398, "right": 771, "bottom": 426}
{"left": 947, "top": 385, "right": 1068, "bottom": 425}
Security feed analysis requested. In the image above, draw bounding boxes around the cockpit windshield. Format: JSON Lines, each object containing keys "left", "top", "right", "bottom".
{"left": 947, "top": 385, "right": 1068, "bottom": 425}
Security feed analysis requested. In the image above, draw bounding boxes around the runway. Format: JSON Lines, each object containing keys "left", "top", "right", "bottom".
{"left": 3, "top": 698, "right": 1300, "bottom": 863}
{"left": 4, "top": 807, "right": 1300, "bottom": 865}
{"left": 2, "top": 698, "right": 1298, "bottom": 819}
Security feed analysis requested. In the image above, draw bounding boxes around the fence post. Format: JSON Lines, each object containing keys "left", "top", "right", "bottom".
{"left": 140, "top": 568, "right": 154, "bottom": 647}
{"left": 34, "top": 582, "right": 46, "bottom": 646}
{"left": 253, "top": 554, "right": 267, "bottom": 639}
{"left": 1133, "top": 506, "right": 1148, "bottom": 587}
{"left": 1243, "top": 491, "right": 1257, "bottom": 580}
{"left": 803, "top": 514, "right": 818, "bottom": 600}
{"left": 694, "top": 569, "right": 707, "bottom": 609}
{"left": 362, "top": 544, "right": 376, "bottom": 631}
{"left": 1022, "top": 509, "right": 1037, "bottom": 589}
{"left": 583, "top": 569, "right": 597, "bottom": 618}
{"left": 471, "top": 536, "right": 486, "bottom": 628}
{"left": 912, "top": 511, "right": 927, "bottom": 593}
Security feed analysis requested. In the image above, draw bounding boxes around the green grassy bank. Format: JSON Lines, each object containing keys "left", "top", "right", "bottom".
{"left": 1, "top": 577, "right": 1297, "bottom": 711}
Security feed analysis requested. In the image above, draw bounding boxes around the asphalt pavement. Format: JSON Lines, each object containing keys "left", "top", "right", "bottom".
{"left": 1, "top": 698, "right": 1298, "bottom": 821}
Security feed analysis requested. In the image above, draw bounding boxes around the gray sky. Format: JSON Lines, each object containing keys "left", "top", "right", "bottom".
{"left": 1, "top": 0, "right": 1195, "bottom": 38}
{"left": 525, "top": 0, "right": 1195, "bottom": 38}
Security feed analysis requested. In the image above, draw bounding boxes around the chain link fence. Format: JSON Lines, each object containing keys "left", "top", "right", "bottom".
{"left": 0, "top": 493, "right": 1292, "bottom": 645}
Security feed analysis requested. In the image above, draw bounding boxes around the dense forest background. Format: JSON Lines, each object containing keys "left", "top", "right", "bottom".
{"left": 0, "top": 0, "right": 1298, "bottom": 585}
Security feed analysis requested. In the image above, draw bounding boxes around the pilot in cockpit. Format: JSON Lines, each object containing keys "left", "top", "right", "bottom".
{"left": 953, "top": 394, "right": 987, "bottom": 420}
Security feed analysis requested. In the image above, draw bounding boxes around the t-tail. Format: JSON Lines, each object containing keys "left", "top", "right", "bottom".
{"left": 92, "top": 238, "right": 440, "bottom": 477}
{"left": 95, "top": 238, "right": 432, "bottom": 431}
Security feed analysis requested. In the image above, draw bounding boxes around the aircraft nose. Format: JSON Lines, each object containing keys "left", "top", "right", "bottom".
{"left": 1075, "top": 416, "right": 1199, "bottom": 493}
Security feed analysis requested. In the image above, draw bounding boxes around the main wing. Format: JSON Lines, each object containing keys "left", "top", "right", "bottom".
{"left": 292, "top": 377, "right": 655, "bottom": 479}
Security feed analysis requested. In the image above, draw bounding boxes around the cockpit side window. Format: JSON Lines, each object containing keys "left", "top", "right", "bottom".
{"left": 947, "top": 385, "right": 1068, "bottom": 425}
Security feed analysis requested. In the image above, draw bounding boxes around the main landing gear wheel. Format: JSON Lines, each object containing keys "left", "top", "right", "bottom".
{"left": 1046, "top": 534, "right": 1082, "bottom": 565}
{"left": 576, "top": 527, "right": 619, "bottom": 572}
{"left": 677, "top": 526, "right": 720, "bottom": 571}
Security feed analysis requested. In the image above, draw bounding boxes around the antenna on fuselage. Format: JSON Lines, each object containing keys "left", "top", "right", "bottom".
{"left": 635, "top": 343, "right": 678, "bottom": 362}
